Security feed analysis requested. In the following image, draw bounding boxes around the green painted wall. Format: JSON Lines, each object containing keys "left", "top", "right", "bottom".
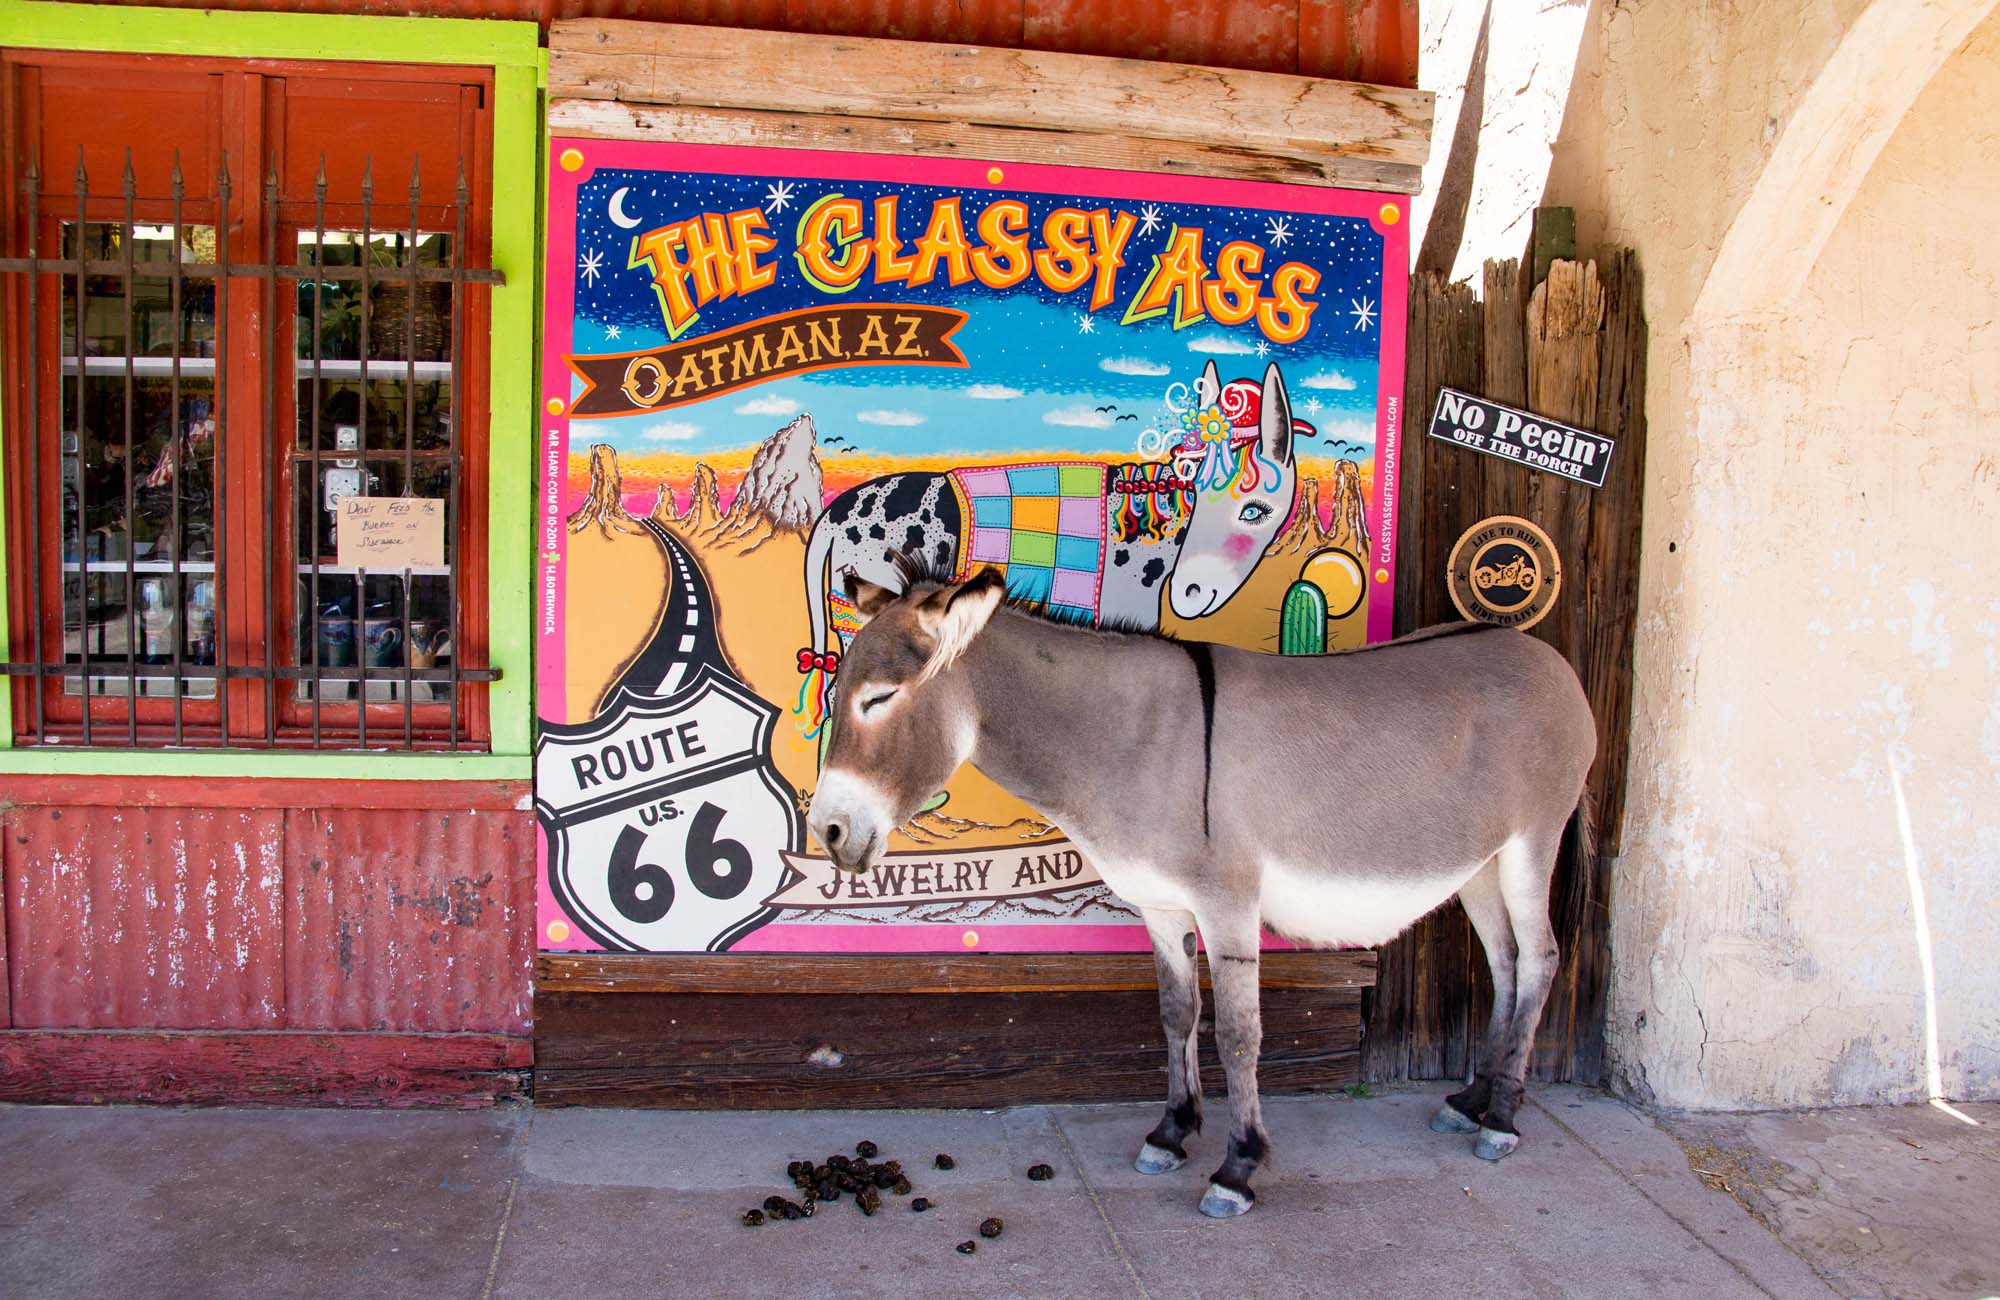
{"left": 0, "top": 0, "right": 542, "bottom": 780}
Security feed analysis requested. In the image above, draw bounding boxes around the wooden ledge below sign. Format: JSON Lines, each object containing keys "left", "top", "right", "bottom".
{"left": 533, "top": 952, "right": 1373, "bottom": 1108}
{"left": 535, "top": 950, "right": 1376, "bottom": 996}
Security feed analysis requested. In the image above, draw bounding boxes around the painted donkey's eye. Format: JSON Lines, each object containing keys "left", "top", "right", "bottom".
{"left": 859, "top": 688, "right": 899, "bottom": 715}
{"left": 1238, "top": 501, "right": 1273, "bottom": 524}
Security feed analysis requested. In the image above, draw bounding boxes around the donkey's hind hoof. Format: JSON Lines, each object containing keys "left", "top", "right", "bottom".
{"left": 1200, "top": 1184, "right": 1248, "bottom": 1216}
{"left": 1198, "top": 1183, "right": 1255, "bottom": 1218}
{"left": 1473, "top": 1127, "right": 1521, "bottom": 1162}
{"left": 1429, "top": 1103, "right": 1481, "bottom": 1135}
{"left": 1135, "top": 1143, "right": 1185, "bottom": 1175}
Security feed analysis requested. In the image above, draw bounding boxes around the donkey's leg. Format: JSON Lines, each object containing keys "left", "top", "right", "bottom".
{"left": 1137, "top": 908, "right": 1204, "bottom": 1175}
{"left": 1195, "top": 909, "right": 1267, "bottom": 1218}
{"left": 1432, "top": 856, "right": 1517, "bottom": 1136}
{"left": 1474, "top": 832, "right": 1563, "bottom": 1162}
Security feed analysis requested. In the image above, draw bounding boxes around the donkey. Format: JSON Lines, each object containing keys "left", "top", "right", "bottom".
{"left": 808, "top": 567, "right": 1596, "bottom": 1219}
{"left": 796, "top": 361, "right": 1301, "bottom": 685}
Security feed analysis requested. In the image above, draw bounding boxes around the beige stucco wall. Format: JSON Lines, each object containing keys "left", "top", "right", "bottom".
{"left": 1539, "top": 1, "right": 2000, "bottom": 1108}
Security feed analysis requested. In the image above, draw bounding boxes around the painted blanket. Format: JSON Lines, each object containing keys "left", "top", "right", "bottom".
{"left": 948, "top": 462, "right": 1108, "bottom": 622}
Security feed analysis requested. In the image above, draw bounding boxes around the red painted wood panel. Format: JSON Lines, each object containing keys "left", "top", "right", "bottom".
{"left": 0, "top": 823, "right": 10, "bottom": 1028}
{"left": 4, "top": 805, "right": 288, "bottom": 1029}
{"left": 0, "top": 774, "right": 530, "bottom": 810}
{"left": 1023, "top": 0, "right": 1297, "bottom": 74}
{"left": 284, "top": 806, "right": 534, "bottom": 1034}
{"left": 0, "top": 1029, "right": 530, "bottom": 1106}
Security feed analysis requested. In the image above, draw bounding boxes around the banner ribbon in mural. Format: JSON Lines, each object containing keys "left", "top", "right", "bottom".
{"left": 567, "top": 304, "right": 969, "bottom": 417}
{"left": 766, "top": 841, "right": 1100, "bottom": 909}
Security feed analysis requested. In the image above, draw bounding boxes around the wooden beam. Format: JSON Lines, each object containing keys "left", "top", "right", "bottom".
{"left": 547, "top": 98, "right": 1421, "bottom": 194}
{"left": 0, "top": 1031, "right": 530, "bottom": 1107}
{"left": 534, "top": 986, "right": 1362, "bottom": 1108}
{"left": 536, "top": 950, "right": 1376, "bottom": 996}
{"left": 548, "top": 19, "right": 1432, "bottom": 194}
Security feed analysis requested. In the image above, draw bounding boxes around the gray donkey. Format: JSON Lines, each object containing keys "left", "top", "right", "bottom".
{"left": 808, "top": 432, "right": 1596, "bottom": 1215}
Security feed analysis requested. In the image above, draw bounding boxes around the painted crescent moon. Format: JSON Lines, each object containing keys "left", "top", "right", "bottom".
{"left": 608, "top": 187, "right": 641, "bottom": 230}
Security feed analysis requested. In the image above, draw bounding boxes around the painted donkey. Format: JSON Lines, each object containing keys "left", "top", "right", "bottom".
{"left": 807, "top": 459, "right": 1597, "bottom": 1216}
{"left": 796, "top": 361, "right": 1305, "bottom": 697}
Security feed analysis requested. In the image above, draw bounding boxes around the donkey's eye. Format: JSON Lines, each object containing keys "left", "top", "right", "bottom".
{"left": 860, "top": 688, "right": 899, "bottom": 715}
{"left": 1238, "top": 501, "right": 1273, "bottom": 524}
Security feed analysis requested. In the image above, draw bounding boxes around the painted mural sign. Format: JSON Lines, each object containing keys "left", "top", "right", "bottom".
{"left": 537, "top": 139, "right": 1409, "bottom": 954}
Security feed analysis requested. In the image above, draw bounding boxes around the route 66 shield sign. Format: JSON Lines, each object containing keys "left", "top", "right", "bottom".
{"left": 536, "top": 669, "right": 802, "bottom": 952}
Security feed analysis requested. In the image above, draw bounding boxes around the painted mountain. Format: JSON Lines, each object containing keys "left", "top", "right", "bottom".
{"left": 704, "top": 412, "right": 824, "bottom": 551}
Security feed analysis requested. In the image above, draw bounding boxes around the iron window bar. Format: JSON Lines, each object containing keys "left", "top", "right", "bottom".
{"left": 1, "top": 149, "right": 503, "bottom": 750}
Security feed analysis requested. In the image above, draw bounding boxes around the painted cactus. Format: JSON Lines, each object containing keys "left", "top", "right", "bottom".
{"left": 1279, "top": 580, "right": 1328, "bottom": 656}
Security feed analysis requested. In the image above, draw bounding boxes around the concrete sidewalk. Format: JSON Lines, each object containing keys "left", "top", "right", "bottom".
{"left": 0, "top": 1085, "right": 1984, "bottom": 1299}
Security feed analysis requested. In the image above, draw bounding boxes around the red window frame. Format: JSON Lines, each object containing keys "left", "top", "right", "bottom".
{"left": 2, "top": 49, "right": 494, "bottom": 749}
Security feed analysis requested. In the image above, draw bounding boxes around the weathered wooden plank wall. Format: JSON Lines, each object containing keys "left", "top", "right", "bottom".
{"left": 1366, "top": 249, "right": 1648, "bottom": 1086}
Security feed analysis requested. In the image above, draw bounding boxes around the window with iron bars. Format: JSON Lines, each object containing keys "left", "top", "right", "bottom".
{"left": 2, "top": 53, "right": 501, "bottom": 750}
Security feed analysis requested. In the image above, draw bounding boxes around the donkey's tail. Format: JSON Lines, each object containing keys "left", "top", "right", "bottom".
{"left": 793, "top": 515, "right": 838, "bottom": 740}
{"left": 1566, "top": 783, "right": 1599, "bottom": 904}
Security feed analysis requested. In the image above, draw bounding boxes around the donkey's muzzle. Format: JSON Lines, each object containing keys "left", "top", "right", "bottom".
{"left": 810, "top": 812, "right": 875, "bottom": 874}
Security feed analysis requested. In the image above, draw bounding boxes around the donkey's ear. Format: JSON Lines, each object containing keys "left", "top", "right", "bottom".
{"left": 1197, "top": 359, "right": 1222, "bottom": 409}
{"left": 915, "top": 568, "right": 1005, "bottom": 680}
{"left": 1259, "top": 361, "right": 1295, "bottom": 467}
{"left": 843, "top": 571, "right": 899, "bottom": 622}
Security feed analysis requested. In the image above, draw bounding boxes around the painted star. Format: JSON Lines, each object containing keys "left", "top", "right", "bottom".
{"left": 1138, "top": 203, "right": 1164, "bottom": 237}
{"left": 764, "top": 180, "right": 796, "bottom": 216}
{"left": 579, "top": 247, "right": 605, "bottom": 287}
{"left": 1349, "top": 295, "right": 1378, "bottom": 331}
{"left": 1255, "top": 338, "right": 1271, "bottom": 358}
{"left": 1265, "top": 216, "right": 1293, "bottom": 249}
{"left": 1076, "top": 312, "right": 1097, "bottom": 335}
{"left": 604, "top": 324, "right": 622, "bottom": 341}
{"left": 1304, "top": 396, "right": 1322, "bottom": 415}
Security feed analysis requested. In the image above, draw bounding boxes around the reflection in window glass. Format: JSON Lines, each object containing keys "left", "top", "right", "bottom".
{"left": 59, "top": 221, "right": 219, "bottom": 698}
{"left": 291, "top": 229, "right": 460, "bottom": 709}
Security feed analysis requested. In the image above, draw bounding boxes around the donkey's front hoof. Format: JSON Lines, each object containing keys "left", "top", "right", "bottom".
{"left": 1429, "top": 1102, "right": 1481, "bottom": 1135}
{"left": 1198, "top": 1183, "right": 1255, "bottom": 1218}
{"left": 1135, "top": 1143, "right": 1185, "bottom": 1175}
{"left": 1473, "top": 1127, "right": 1521, "bottom": 1162}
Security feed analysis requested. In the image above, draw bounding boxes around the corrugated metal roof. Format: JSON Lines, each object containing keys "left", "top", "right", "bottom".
{"left": 63, "top": 0, "right": 1420, "bottom": 87}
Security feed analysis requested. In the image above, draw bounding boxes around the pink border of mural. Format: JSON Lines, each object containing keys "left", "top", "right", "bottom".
{"left": 537, "top": 138, "right": 1410, "bottom": 953}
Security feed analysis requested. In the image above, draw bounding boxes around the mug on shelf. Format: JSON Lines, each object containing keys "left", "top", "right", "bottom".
{"left": 407, "top": 620, "right": 451, "bottom": 668}
{"left": 364, "top": 619, "right": 403, "bottom": 669}
{"left": 316, "top": 618, "right": 358, "bottom": 668}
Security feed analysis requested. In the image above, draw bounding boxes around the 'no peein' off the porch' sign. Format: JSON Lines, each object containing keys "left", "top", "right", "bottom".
{"left": 1426, "top": 387, "right": 1614, "bottom": 488}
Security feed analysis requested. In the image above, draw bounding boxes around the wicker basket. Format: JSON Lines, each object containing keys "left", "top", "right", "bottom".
{"left": 370, "top": 278, "right": 452, "bottom": 362}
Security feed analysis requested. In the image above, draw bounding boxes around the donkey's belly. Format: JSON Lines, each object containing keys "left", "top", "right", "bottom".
{"left": 1258, "top": 861, "right": 1476, "bottom": 949}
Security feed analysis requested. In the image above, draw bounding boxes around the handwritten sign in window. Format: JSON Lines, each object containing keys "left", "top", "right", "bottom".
{"left": 335, "top": 497, "right": 445, "bottom": 569}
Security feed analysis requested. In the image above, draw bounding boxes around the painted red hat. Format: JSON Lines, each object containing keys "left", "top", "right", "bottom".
{"left": 1219, "top": 377, "right": 1316, "bottom": 441}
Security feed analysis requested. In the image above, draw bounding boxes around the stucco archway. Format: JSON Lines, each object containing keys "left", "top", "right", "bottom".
{"left": 1693, "top": 0, "right": 2000, "bottom": 326}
